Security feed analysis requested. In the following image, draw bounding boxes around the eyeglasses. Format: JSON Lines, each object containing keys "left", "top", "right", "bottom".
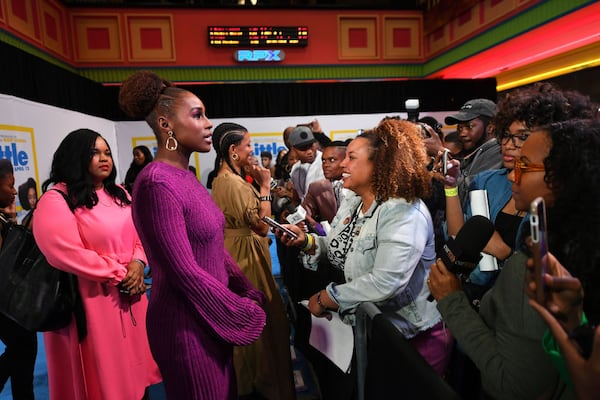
{"left": 499, "top": 132, "right": 530, "bottom": 148}
{"left": 457, "top": 123, "right": 476, "bottom": 132}
{"left": 513, "top": 159, "right": 545, "bottom": 184}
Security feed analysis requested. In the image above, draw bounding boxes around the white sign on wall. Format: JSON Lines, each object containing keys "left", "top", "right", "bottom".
{"left": 0, "top": 93, "right": 454, "bottom": 220}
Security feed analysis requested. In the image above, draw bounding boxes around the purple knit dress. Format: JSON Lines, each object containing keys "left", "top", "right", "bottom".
{"left": 131, "top": 161, "right": 266, "bottom": 400}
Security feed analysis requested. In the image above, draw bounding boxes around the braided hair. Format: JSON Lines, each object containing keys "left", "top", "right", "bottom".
{"left": 211, "top": 122, "right": 248, "bottom": 179}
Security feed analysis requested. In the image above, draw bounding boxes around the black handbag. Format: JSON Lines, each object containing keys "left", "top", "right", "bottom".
{"left": 0, "top": 190, "right": 86, "bottom": 339}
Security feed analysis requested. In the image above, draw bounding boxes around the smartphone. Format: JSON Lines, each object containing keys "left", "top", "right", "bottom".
{"left": 530, "top": 197, "right": 548, "bottom": 303}
{"left": 417, "top": 122, "right": 431, "bottom": 138}
{"left": 441, "top": 149, "right": 450, "bottom": 175}
{"left": 262, "top": 216, "right": 299, "bottom": 239}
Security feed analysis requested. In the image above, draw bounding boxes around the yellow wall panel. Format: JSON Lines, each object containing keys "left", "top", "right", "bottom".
{"left": 71, "top": 13, "right": 123, "bottom": 62}
{"left": 6, "top": 0, "right": 39, "bottom": 42}
{"left": 126, "top": 14, "right": 175, "bottom": 62}
{"left": 338, "top": 15, "right": 379, "bottom": 60}
{"left": 383, "top": 14, "right": 423, "bottom": 60}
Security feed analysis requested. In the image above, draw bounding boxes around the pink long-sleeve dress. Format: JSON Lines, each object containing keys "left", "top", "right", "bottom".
{"left": 33, "top": 183, "right": 161, "bottom": 400}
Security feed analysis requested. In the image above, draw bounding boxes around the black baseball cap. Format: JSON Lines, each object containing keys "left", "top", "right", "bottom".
{"left": 445, "top": 99, "right": 496, "bottom": 125}
{"left": 289, "top": 126, "right": 317, "bottom": 148}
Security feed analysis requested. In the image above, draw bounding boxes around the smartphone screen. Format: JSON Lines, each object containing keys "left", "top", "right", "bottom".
{"left": 441, "top": 149, "right": 450, "bottom": 175}
{"left": 529, "top": 197, "right": 548, "bottom": 303}
{"left": 262, "top": 216, "right": 299, "bottom": 239}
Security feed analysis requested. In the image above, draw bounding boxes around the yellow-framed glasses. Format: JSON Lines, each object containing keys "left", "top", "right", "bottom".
{"left": 513, "top": 159, "right": 545, "bottom": 184}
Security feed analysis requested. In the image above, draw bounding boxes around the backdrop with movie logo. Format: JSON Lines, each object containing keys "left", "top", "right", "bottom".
{"left": 0, "top": 93, "right": 453, "bottom": 224}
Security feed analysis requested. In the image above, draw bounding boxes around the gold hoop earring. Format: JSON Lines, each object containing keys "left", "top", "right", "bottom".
{"left": 231, "top": 153, "right": 240, "bottom": 161}
{"left": 165, "top": 130, "right": 178, "bottom": 151}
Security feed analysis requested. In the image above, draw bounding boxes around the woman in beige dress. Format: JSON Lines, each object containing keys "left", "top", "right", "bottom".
{"left": 211, "top": 122, "right": 296, "bottom": 400}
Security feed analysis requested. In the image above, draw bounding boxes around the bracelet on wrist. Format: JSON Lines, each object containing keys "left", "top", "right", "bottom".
{"left": 259, "top": 195, "right": 273, "bottom": 202}
{"left": 300, "top": 234, "right": 309, "bottom": 249}
{"left": 133, "top": 258, "right": 146, "bottom": 268}
{"left": 302, "top": 233, "right": 315, "bottom": 252}
{"left": 444, "top": 186, "right": 459, "bottom": 197}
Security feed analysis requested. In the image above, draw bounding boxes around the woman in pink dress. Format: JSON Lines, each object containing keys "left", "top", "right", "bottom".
{"left": 33, "top": 128, "right": 161, "bottom": 400}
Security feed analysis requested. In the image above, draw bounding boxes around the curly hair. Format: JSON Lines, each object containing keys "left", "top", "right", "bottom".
{"left": 542, "top": 119, "right": 600, "bottom": 322}
{"left": 562, "top": 89, "right": 599, "bottom": 120}
{"left": 359, "top": 119, "right": 431, "bottom": 202}
{"left": 211, "top": 122, "right": 248, "bottom": 180}
{"left": 494, "top": 82, "right": 572, "bottom": 138}
{"left": 42, "top": 128, "right": 130, "bottom": 209}
{"left": 118, "top": 70, "right": 189, "bottom": 138}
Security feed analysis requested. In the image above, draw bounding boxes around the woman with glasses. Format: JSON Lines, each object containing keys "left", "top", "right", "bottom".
{"left": 441, "top": 82, "right": 591, "bottom": 287}
{"left": 428, "top": 117, "right": 600, "bottom": 400}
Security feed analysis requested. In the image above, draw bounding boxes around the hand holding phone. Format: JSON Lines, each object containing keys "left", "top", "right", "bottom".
{"left": 530, "top": 197, "right": 549, "bottom": 304}
{"left": 262, "top": 216, "right": 299, "bottom": 239}
{"left": 441, "top": 148, "right": 450, "bottom": 175}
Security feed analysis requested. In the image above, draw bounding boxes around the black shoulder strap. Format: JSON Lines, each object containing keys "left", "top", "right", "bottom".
{"left": 0, "top": 213, "right": 11, "bottom": 239}
{"left": 0, "top": 212, "right": 10, "bottom": 226}
{"left": 50, "top": 189, "right": 75, "bottom": 213}
{"left": 41, "top": 188, "right": 85, "bottom": 341}
{"left": 27, "top": 189, "right": 74, "bottom": 229}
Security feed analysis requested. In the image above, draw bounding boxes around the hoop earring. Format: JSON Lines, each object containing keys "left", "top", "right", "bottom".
{"left": 231, "top": 153, "right": 240, "bottom": 161}
{"left": 165, "top": 130, "right": 178, "bottom": 151}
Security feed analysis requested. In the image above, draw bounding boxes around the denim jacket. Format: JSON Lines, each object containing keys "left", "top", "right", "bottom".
{"left": 313, "top": 192, "right": 442, "bottom": 338}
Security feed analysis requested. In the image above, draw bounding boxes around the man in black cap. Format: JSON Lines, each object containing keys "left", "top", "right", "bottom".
{"left": 288, "top": 126, "right": 325, "bottom": 201}
{"left": 445, "top": 98, "right": 502, "bottom": 208}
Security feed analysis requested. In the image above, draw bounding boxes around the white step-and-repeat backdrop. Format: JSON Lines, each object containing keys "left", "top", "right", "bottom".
{"left": 0, "top": 93, "right": 452, "bottom": 222}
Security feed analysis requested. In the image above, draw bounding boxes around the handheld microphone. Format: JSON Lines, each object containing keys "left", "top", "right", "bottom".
{"left": 285, "top": 204, "right": 326, "bottom": 236}
{"left": 441, "top": 215, "right": 495, "bottom": 274}
{"left": 285, "top": 204, "right": 307, "bottom": 225}
{"left": 428, "top": 215, "right": 495, "bottom": 301}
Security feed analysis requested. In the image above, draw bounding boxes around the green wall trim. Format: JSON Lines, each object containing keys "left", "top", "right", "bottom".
{"left": 78, "top": 65, "right": 425, "bottom": 84}
{"left": 0, "top": 31, "right": 76, "bottom": 74}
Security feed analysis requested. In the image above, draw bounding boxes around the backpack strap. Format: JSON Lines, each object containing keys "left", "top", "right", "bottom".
{"left": 0, "top": 212, "right": 12, "bottom": 241}
{"left": 35, "top": 188, "right": 86, "bottom": 340}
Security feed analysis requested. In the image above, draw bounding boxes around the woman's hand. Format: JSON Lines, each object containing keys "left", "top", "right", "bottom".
{"left": 422, "top": 128, "right": 444, "bottom": 156}
{"left": 431, "top": 154, "right": 461, "bottom": 187}
{"left": 274, "top": 223, "right": 305, "bottom": 247}
{"left": 525, "top": 250, "right": 583, "bottom": 332}
{"left": 120, "top": 259, "right": 146, "bottom": 295}
{"left": 307, "top": 290, "right": 334, "bottom": 320}
{"left": 248, "top": 165, "right": 272, "bottom": 188}
{"left": 427, "top": 258, "right": 462, "bottom": 301}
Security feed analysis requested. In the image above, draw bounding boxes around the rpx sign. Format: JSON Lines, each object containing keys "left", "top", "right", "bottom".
{"left": 234, "top": 50, "right": 285, "bottom": 62}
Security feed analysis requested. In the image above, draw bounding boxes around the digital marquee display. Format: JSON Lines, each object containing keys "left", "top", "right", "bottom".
{"left": 208, "top": 26, "right": 308, "bottom": 47}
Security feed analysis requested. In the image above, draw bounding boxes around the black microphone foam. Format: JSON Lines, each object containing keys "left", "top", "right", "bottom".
{"left": 441, "top": 215, "right": 495, "bottom": 274}
{"left": 428, "top": 215, "right": 495, "bottom": 302}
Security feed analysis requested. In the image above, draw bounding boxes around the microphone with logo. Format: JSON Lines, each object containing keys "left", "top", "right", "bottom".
{"left": 286, "top": 204, "right": 327, "bottom": 236}
{"left": 428, "top": 215, "right": 495, "bottom": 301}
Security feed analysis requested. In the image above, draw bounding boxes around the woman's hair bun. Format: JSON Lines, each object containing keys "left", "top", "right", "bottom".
{"left": 119, "top": 70, "right": 172, "bottom": 119}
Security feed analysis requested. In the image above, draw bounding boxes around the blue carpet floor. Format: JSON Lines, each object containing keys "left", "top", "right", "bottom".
{"left": 0, "top": 233, "right": 318, "bottom": 399}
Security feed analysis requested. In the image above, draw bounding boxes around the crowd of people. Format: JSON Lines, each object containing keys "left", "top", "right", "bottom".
{"left": 0, "top": 70, "right": 599, "bottom": 400}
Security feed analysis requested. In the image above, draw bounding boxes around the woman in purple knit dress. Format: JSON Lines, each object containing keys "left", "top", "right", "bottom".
{"left": 118, "top": 70, "right": 267, "bottom": 400}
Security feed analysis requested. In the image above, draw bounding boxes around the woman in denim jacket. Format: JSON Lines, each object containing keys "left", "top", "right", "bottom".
{"left": 279, "top": 118, "right": 453, "bottom": 376}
